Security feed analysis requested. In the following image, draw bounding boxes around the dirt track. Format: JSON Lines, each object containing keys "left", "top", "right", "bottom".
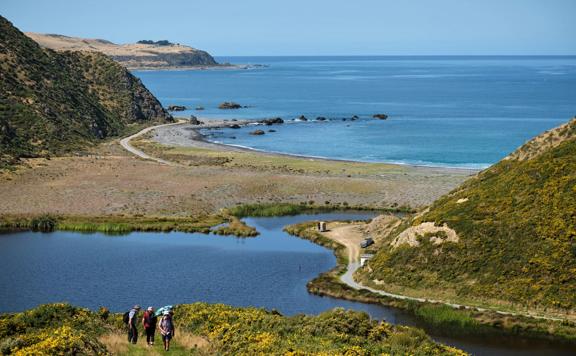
{"left": 323, "top": 223, "right": 365, "bottom": 262}
{"left": 119, "top": 121, "right": 184, "bottom": 165}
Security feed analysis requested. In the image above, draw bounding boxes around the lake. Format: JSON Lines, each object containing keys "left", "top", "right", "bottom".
{"left": 0, "top": 212, "right": 573, "bottom": 355}
{"left": 135, "top": 56, "right": 576, "bottom": 168}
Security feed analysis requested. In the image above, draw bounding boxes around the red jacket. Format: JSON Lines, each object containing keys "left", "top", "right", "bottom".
{"left": 142, "top": 311, "right": 156, "bottom": 328}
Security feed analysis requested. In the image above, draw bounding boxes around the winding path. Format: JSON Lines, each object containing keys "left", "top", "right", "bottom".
{"left": 322, "top": 224, "right": 566, "bottom": 322}
{"left": 119, "top": 121, "right": 185, "bottom": 165}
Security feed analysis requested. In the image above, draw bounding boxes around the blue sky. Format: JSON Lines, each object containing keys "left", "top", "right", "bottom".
{"left": 2, "top": 0, "right": 575, "bottom": 56}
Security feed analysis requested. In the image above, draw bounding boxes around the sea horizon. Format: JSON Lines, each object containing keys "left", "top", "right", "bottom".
{"left": 215, "top": 54, "right": 576, "bottom": 60}
{"left": 136, "top": 55, "right": 576, "bottom": 169}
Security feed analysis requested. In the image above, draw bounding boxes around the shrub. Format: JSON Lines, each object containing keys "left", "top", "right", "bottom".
{"left": 0, "top": 337, "right": 24, "bottom": 355}
{"left": 29, "top": 215, "right": 57, "bottom": 232}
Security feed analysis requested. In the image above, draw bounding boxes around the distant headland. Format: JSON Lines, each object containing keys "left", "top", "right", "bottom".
{"left": 24, "top": 32, "right": 257, "bottom": 70}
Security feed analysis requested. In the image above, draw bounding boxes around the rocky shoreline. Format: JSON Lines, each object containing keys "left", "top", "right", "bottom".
{"left": 151, "top": 118, "right": 479, "bottom": 175}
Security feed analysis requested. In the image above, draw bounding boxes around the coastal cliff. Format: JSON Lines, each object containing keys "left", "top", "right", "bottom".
{"left": 25, "top": 33, "right": 218, "bottom": 69}
{"left": 0, "top": 16, "right": 172, "bottom": 167}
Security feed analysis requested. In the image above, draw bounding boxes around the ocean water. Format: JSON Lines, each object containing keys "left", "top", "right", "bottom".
{"left": 135, "top": 56, "right": 576, "bottom": 168}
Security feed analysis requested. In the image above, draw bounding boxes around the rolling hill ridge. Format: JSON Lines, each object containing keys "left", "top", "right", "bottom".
{"left": 0, "top": 16, "right": 172, "bottom": 167}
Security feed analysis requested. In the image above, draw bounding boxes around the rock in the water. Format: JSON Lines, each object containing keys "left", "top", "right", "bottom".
{"left": 195, "top": 106, "right": 205, "bottom": 111}
{"left": 316, "top": 116, "right": 327, "bottom": 121}
{"left": 219, "top": 101, "right": 243, "bottom": 109}
{"left": 373, "top": 114, "right": 389, "bottom": 120}
{"left": 189, "top": 115, "right": 203, "bottom": 125}
{"left": 296, "top": 115, "right": 308, "bottom": 121}
{"left": 168, "top": 105, "right": 186, "bottom": 111}
{"left": 230, "top": 124, "right": 241, "bottom": 129}
{"left": 258, "top": 117, "right": 284, "bottom": 125}
{"left": 268, "top": 129, "right": 276, "bottom": 132}
{"left": 250, "top": 129, "right": 265, "bottom": 135}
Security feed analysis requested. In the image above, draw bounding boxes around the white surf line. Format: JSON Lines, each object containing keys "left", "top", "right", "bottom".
{"left": 340, "top": 262, "right": 566, "bottom": 322}
{"left": 119, "top": 120, "right": 186, "bottom": 165}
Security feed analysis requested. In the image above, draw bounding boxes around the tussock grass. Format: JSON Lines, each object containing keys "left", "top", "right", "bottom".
{"left": 228, "top": 202, "right": 311, "bottom": 217}
{"left": 227, "top": 202, "right": 403, "bottom": 218}
{"left": 175, "top": 331, "right": 211, "bottom": 353}
{"left": 57, "top": 222, "right": 134, "bottom": 234}
{"left": 98, "top": 333, "right": 129, "bottom": 354}
{"left": 212, "top": 216, "right": 259, "bottom": 237}
{"left": 412, "top": 305, "right": 481, "bottom": 333}
{"left": 0, "top": 214, "right": 226, "bottom": 235}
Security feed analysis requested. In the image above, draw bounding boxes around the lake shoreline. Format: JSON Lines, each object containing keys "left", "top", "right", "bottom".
{"left": 283, "top": 221, "right": 576, "bottom": 346}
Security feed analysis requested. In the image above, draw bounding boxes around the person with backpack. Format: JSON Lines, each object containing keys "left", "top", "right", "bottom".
{"left": 125, "top": 305, "right": 141, "bottom": 344}
{"left": 142, "top": 306, "right": 158, "bottom": 346}
{"left": 159, "top": 310, "right": 175, "bottom": 351}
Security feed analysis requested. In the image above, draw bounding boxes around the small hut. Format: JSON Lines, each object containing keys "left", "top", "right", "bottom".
{"left": 317, "top": 221, "right": 327, "bottom": 232}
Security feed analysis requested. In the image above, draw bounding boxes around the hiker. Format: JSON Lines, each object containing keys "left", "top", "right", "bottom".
{"left": 142, "top": 306, "right": 157, "bottom": 346}
{"left": 159, "top": 310, "right": 175, "bottom": 351}
{"left": 127, "top": 305, "right": 141, "bottom": 344}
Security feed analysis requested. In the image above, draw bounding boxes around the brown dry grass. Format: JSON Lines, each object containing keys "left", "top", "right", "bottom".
{"left": 0, "top": 138, "right": 470, "bottom": 219}
{"left": 98, "top": 333, "right": 130, "bottom": 355}
{"left": 25, "top": 32, "right": 206, "bottom": 59}
{"left": 175, "top": 331, "right": 211, "bottom": 354}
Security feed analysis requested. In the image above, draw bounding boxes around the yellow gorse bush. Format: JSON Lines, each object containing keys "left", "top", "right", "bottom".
{"left": 14, "top": 325, "right": 106, "bottom": 356}
{"left": 0, "top": 303, "right": 465, "bottom": 355}
{"left": 172, "top": 303, "right": 464, "bottom": 355}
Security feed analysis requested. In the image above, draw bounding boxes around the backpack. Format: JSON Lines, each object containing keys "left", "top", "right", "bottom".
{"left": 160, "top": 315, "right": 173, "bottom": 332}
{"left": 123, "top": 311, "right": 130, "bottom": 324}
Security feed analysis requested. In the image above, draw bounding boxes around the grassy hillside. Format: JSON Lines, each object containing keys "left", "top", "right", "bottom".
{"left": 0, "top": 303, "right": 465, "bottom": 355}
{"left": 0, "top": 16, "right": 172, "bottom": 167}
{"left": 366, "top": 118, "right": 576, "bottom": 313}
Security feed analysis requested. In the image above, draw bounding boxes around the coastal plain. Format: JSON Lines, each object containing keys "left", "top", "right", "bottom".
{"left": 0, "top": 121, "right": 472, "bottom": 218}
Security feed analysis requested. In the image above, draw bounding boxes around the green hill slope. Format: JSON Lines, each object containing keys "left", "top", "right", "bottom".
{"left": 366, "top": 118, "right": 576, "bottom": 314}
{"left": 0, "top": 16, "right": 172, "bottom": 167}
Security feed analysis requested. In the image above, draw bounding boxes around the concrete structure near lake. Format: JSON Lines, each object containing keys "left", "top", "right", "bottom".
{"left": 360, "top": 254, "right": 374, "bottom": 267}
{"left": 317, "top": 221, "right": 327, "bottom": 232}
